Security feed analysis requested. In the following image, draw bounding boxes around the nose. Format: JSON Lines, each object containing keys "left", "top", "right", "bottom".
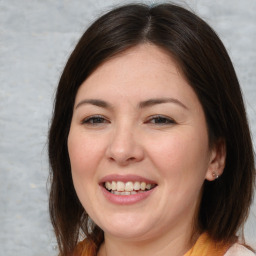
{"left": 106, "top": 124, "right": 144, "bottom": 166}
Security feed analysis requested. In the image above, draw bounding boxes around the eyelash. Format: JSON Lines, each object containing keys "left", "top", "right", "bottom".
{"left": 146, "top": 115, "right": 175, "bottom": 125}
{"left": 81, "top": 115, "right": 175, "bottom": 126}
{"left": 81, "top": 115, "right": 109, "bottom": 125}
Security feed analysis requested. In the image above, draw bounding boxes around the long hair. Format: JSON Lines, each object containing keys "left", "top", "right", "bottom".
{"left": 48, "top": 3, "right": 255, "bottom": 255}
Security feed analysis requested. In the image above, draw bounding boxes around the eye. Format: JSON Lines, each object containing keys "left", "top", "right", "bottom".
{"left": 81, "top": 115, "right": 109, "bottom": 125}
{"left": 146, "top": 115, "right": 175, "bottom": 125}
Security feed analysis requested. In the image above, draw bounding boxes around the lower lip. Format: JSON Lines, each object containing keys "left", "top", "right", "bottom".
{"left": 100, "top": 186, "right": 156, "bottom": 205}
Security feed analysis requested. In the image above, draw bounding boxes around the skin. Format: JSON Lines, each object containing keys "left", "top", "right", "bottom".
{"left": 68, "top": 44, "right": 226, "bottom": 256}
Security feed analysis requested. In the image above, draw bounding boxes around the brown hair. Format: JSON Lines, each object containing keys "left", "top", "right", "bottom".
{"left": 48, "top": 3, "right": 255, "bottom": 255}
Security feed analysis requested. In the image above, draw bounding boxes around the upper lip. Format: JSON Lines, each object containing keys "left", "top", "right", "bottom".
{"left": 99, "top": 174, "right": 157, "bottom": 184}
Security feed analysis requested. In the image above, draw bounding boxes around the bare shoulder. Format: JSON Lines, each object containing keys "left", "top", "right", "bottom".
{"left": 224, "top": 243, "right": 256, "bottom": 256}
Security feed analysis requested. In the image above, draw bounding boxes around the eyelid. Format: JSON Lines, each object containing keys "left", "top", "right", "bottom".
{"left": 145, "top": 114, "right": 176, "bottom": 125}
{"left": 81, "top": 114, "right": 110, "bottom": 125}
{"left": 80, "top": 114, "right": 175, "bottom": 126}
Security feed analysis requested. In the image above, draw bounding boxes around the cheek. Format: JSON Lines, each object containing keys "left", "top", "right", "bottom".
{"left": 148, "top": 130, "right": 210, "bottom": 185}
{"left": 67, "top": 130, "right": 104, "bottom": 210}
{"left": 68, "top": 130, "right": 104, "bottom": 178}
{"left": 148, "top": 131, "right": 210, "bottom": 217}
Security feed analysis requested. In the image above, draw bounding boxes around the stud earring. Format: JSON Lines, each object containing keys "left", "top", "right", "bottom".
{"left": 212, "top": 172, "right": 219, "bottom": 180}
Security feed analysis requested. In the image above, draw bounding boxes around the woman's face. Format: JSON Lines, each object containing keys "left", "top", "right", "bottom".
{"left": 68, "top": 44, "right": 219, "bottom": 241}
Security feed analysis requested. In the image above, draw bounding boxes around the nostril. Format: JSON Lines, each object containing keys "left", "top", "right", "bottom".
{"left": 127, "top": 157, "right": 136, "bottom": 161}
{"left": 105, "top": 135, "right": 145, "bottom": 164}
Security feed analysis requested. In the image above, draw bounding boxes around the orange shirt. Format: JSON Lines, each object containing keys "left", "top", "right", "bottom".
{"left": 184, "top": 233, "right": 230, "bottom": 256}
{"left": 74, "top": 233, "right": 230, "bottom": 256}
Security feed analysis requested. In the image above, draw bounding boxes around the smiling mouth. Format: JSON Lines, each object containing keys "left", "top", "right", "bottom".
{"left": 104, "top": 181, "right": 157, "bottom": 195}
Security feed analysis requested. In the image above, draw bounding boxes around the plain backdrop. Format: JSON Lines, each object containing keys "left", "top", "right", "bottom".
{"left": 0, "top": 0, "right": 255, "bottom": 255}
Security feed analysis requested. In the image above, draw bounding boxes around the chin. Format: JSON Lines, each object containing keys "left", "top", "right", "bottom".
{"left": 96, "top": 213, "right": 154, "bottom": 240}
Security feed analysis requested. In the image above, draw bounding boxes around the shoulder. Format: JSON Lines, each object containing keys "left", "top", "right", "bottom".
{"left": 224, "top": 243, "right": 256, "bottom": 256}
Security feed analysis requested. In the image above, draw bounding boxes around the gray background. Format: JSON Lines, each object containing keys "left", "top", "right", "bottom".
{"left": 0, "top": 0, "right": 255, "bottom": 255}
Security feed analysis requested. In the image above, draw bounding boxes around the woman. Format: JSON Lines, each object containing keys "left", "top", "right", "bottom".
{"left": 48, "top": 3, "right": 255, "bottom": 256}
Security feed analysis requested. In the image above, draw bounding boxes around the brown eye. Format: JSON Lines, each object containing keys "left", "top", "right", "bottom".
{"left": 147, "top": 115, "right": 175, "bottom": 125}
{"left": 82, "top": 115, "right": 109, "bottom": 125}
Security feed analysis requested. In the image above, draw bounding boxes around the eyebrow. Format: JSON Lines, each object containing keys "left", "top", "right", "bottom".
{"left": 139, "top": 98, "right": 188, "bottom": 110}
{"left": 75, "top": 99, "right": 112, "bottom": 109}
{"left": 75, "top": 97, "right": 188, "bottom": 110}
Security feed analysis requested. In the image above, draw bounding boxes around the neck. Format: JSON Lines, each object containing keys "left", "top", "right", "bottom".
{"left": 97, "top": 226, "right": 199, "bottom": 256}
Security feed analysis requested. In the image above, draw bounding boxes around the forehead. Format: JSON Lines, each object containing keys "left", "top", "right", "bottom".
{"left": 93, "top": 44, "right": 181, "bottom": 80}
{"left": 76, "top": 44, "right": 196, "bottom": 109}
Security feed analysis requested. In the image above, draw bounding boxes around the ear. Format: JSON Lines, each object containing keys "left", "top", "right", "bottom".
{"left": 205, "top": 138, "right": 226, "bottom": 181}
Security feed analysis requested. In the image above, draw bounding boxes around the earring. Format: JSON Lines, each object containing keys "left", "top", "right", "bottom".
{"left": 212, "top": 172, "right": 219, "bottom": 180}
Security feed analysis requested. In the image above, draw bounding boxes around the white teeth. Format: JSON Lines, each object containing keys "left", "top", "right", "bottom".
{"left": 133, "top": 181, "right": 141, "bottom": 190}
{"left": 146, "top": 183, "right": 152, "bottom": 190}
{"left": 121, "top": 191, "right": 131, "bottom": 195}
{"left": 111, "top": 181, "right": 117, "bottom": 190}
{"left": 125, "top": 181, "right": 133, "bottom": 192}
{"left": 104, "top": 181, "right": 156, "bottom": 194}
{"left": 105, "top": 181, "right": 111, "bottom": 190}
{"left": 116, "top": 181, "right": 125, "bottom": 191}
{"left": 140, "top": 182, "right": 146, "bottom": 190}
